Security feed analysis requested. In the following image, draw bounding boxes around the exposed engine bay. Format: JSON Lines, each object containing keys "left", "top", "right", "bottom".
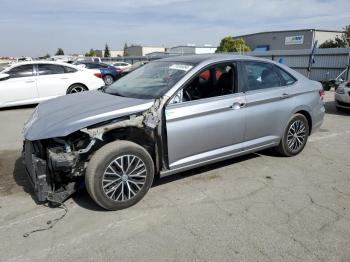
{"left": 22, "top": 100, "right": 162, "bottom": 204}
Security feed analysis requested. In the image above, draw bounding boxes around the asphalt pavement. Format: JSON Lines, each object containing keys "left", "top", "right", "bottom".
{"left": 0, "top": 91, "right": 349, "bottom": 262}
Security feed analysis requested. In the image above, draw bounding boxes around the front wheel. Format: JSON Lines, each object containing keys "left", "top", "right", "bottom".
{"left": 85, "top": 141, "right": 155, "bottom": 211}
{"left": 276, "top": 114, "right": 309, "bottom": 157}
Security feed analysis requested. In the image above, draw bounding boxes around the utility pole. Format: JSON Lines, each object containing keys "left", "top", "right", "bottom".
{"left": 345, "top": 38, "right": 350, "bottom": 81}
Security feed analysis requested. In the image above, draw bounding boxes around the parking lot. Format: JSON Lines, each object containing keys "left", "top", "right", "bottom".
{"left": 0, "top": 91, "right": 349, "bottom": 261}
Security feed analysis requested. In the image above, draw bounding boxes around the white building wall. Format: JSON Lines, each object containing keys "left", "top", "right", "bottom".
{"left": 142, "top": 47, "right": 165, "bottom": 55}
{"left": 195, "top": 47, "right": 217, "bottom": 54}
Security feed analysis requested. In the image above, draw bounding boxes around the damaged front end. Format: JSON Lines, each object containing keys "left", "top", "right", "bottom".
{"left": 22, "top": 133, "right": 95, "bottom": 203}
{"left": 22, "top": 99, "right": 162, "bottom": 204}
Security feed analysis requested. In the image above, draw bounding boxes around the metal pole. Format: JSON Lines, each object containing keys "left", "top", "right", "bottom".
{"left": 345, "top": 38, "right": 350, "bottom": 81}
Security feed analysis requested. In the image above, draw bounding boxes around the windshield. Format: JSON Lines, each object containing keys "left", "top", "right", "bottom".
{"left": 104, "top": 61, "right": 194, "bottom": 99}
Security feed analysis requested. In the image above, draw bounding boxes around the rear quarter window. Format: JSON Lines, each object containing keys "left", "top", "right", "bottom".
{"left": 274, "top": 65, "right": 297, "bottom": 86}
{"left": 64, "top": 66, "right": 77, "bottom": 73}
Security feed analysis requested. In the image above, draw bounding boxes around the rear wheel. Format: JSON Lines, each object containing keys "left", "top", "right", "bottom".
{"left": 85, "top": 141, "right": 154, "bottom": 211}
{"left": 103, "top": 75, "right": 114, "bottom": 86}
{"left": 67, "top": 84, "right": 87, "bottom": 94}
{"left": 276, "top": 114, "right": 309, "bottom": 157}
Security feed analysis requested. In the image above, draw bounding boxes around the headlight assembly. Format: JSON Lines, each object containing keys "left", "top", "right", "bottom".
{"left": 336, "top": 87, "right": 345, "bottom": 94}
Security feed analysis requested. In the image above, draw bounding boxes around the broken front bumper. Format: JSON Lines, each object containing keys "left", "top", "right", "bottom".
{"left": 22, "top": 140, "right": 50, "bottom": 202}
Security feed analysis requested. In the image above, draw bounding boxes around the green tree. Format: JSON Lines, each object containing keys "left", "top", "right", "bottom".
{"left": 104, "top": 43, "right": 111, "bottom": 57}
{"left": 216, "top": 36, "right": 251, "bottom": 53}
{"left": 341, "top": 25, "right": 350, "bottom": 46}
{"left": 320, "top": 24, "right": 350, "bottom": 48}
{"left": 123, "top": 42, "right": 128, "bottom": 57}
{"left": 85, "top": 48, "right": 97, "bottom": 57}
{"left": 319, "top": 37, "right": 345, "bottom": 48}
{"left": 55, "top": 48, "right": 64, "bottom": 55}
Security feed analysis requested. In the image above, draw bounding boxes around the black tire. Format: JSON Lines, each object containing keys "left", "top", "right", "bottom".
{"left": 85, "top": 140, "right": 154, "bottom": 211}
{"left": 103, "top": 75, "right": 114, "bottom": 86}
{"left": 66, "top": 84, "right": 87, "bottom": 94}
{"left": 276, "top": 114, "right": 309, "bottom": 157}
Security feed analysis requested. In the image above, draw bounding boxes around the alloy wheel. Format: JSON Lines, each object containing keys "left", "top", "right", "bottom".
{"left": 102, "top": 155, "right": 147, "bottom": 202}
{"left": 70, "top": 86, "right": 85, "bottom": 93}
{"left": 104, "top": 75, "right": 114, "bottom": 85}
{"left": 287, "top": 120, "right": 306, "bottom": 152}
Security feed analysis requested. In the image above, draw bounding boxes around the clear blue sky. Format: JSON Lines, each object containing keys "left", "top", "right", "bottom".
{"left": 0, "top": 0, "right": 348, "bottom": 56}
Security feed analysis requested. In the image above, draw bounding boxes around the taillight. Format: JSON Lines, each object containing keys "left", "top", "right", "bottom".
{"left": 319, "top": 89, "right": 325, "bottom": 100}
{"left": 94, "top": 73, "right": 102, "bottom": 78}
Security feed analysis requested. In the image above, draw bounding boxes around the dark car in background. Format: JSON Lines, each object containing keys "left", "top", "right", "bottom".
{"left": 74, "top": 61, "right": 122, "bottom": 85}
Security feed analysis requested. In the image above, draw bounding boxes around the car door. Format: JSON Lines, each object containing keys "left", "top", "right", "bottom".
{"left": 0, "top": 64, "right": 38, "bottom": 106}
{"left": 240, "top": 61, "right": 296, "bottom": 149}
{"left": 165, "top": 62, "right": 246, "bottom": 170}
{"left": 36, "top": 64, "right": 71, "bottom": 98}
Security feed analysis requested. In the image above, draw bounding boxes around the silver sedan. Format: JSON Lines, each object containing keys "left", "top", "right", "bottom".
{"left": 23, "top": 54, "right": 325, "bottom": 210}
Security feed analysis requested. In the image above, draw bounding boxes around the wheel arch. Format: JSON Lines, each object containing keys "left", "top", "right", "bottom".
{"left": 103, "top": 74, "right": 115, "bottom": 80}
{"left": 101, "top": 127, "right": 159, "bottom": 173}
{"left": 294, "top": 109, "right": 312, "bottom": 135}
{"left": 67, "top": 83, "right": 89, "bottom": 94}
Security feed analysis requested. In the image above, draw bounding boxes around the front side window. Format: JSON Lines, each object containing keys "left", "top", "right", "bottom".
{"left": 37, "top": 64, "right": 65, "bottom": 75}
{"left": 105, "top": 61, "right": 194, "bottom": 99}
{"left": 243, "top": 62, "right": 283, "bottom": 91}
{"left": 178, "top": 63, "right": 236, "bottom": 103}
{"left": 7, "top": 65, "right": 34, "bottom": 78}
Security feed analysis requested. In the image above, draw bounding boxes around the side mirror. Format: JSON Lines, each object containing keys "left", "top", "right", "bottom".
{"left": 0, "top": 73, "right": 10, "bottom": 81}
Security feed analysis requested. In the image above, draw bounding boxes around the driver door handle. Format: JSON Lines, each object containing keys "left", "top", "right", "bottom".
{"left": 230, "top": 102, "right": 246, "bottom": 110}
{"left": 281, "top": 93, "right": 290, "bottom": 99}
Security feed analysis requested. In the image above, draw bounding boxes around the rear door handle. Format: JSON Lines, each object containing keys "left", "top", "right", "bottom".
{"left": 281, "top": 93, "right": 290, "bottom": 99}
{"left": 25, "top": 80, "right": 35, "bottom": 83}
{"left": 60, "top": 77, "right": 68, "bottom": 80}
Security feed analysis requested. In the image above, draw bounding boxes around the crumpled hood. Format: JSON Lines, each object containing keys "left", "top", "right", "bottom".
{"left": 24, "top": 90, "right": 154, "bottom": 141}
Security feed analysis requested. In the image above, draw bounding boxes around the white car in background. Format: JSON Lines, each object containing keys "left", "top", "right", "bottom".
{"left": 0, "top": 61, "right": 104, "bottom": 108}
{"left": 335, "top": 80, "right": 350, "bottom": 110}
{"left": 111, "top": 62, "right": 131, "bottom": 71}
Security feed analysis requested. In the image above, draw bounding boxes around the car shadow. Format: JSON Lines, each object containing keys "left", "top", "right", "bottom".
{"left": 13, "top": 150, "right": 272, "bottom": 212}
{"left": 12, "top": 156, "right": 38, "bottom": 203}
{"left": 324, "top": 101, "right": 350, "bottom": 116}
{"left": 0, "top": 104, "right": 37, "bottom": 111}
{"left": 72, "top": 152, "right": 261, "bottom": 212}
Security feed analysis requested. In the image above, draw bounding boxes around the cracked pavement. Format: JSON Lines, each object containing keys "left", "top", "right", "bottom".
{"left": 0, "top": 92, "right": 350, "bottom": 262}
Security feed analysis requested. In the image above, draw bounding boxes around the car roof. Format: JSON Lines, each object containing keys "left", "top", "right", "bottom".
{"left": 154, "top": 54, "right": 273, "bottom": 65}
{"left": 6, "top": 60, "right": 80, "bottom": 69}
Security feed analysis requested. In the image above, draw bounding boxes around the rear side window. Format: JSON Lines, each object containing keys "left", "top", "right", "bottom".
{"left": 38, "top": 64, "right": 65, "bottom": 75}
{"left": 7, "top": 65, "right": 34, "bottom": 78}
{"left": 64, "top": 66, "right": 77, "bottom": 73}
{"left": 243, "top": 62, "right": 283, "bottom": 91}
{"left": 274, "top": 66, "right": 296, "bottom": 86}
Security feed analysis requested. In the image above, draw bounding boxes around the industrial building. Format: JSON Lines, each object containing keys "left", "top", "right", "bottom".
{"left": 234, "top": 29, "right": 343, "bottom": 51}
{"left": 168, "top": 45, "right": 217, "bottom": 55}
{"left": 124, "top": 45, "right": 165, "bottom": 56}
{"left": 95, "top": 49, "right": 124, "bottom": 57}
